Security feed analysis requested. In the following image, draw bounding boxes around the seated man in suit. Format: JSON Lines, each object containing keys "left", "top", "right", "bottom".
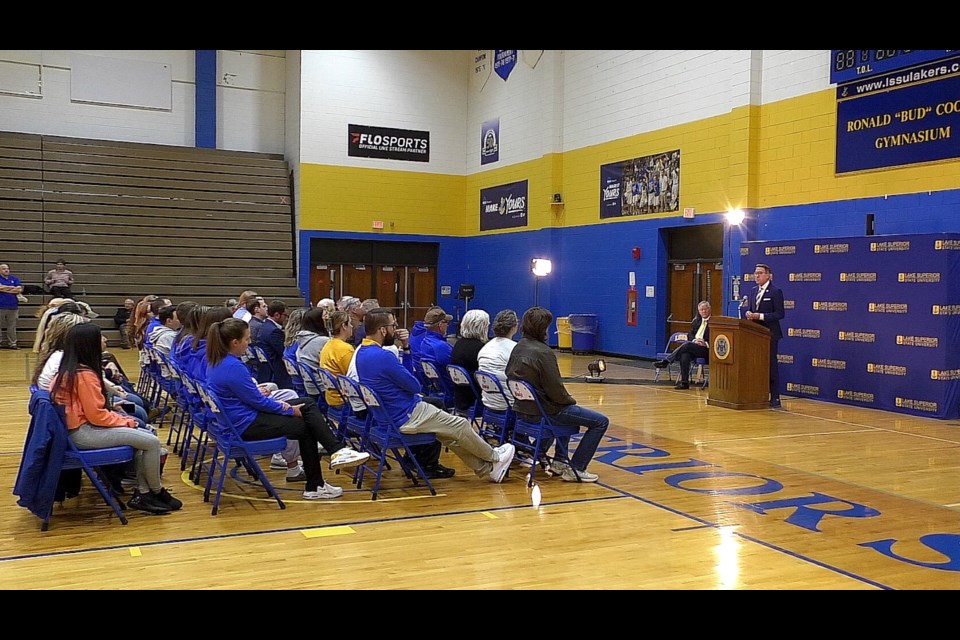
{"left": 258, "top": 299, "right": 292, "bottom": 389}
{"left": 654, "top": 300, "right": 711, "bottom": 390}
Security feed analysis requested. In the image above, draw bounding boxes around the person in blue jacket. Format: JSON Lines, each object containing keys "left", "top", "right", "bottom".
{"left": 205, "top": 318, "right": 368, "bottom": 500}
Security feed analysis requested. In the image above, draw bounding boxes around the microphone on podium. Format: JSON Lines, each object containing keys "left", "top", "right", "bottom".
{"left": 739, "top": 295, "right": 749, "bottom": 319}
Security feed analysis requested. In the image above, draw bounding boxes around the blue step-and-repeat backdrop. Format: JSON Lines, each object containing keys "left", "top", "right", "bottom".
{"left": 741, "top": 234, "right": 960, "bottom": 419}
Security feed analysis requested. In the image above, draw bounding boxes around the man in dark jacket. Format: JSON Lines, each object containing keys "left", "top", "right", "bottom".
{"left": 654, "top": 300, "right": 711, "bottom": 390}
{"left": 113, "top": 298, "right": 134, "bottom": 349}
{"left": 505, "top": 306, "right": 608, "bottom": 483}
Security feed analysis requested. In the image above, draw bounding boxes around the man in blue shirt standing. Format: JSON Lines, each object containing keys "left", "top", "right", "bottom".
{"left": 355, "top": 308, "right": 515, "bottom": 483}
{"left": 0, "top": 263, "right": 23, "bottom": 349}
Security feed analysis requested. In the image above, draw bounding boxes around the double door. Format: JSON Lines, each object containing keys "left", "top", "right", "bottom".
{"left": 309, "top": 264, "right": 437, "bottom": 330}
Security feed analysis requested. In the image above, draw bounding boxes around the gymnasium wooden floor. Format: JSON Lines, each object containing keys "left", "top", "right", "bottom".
{"left": 2, "top": 348, "right": 959, "bottom": 590}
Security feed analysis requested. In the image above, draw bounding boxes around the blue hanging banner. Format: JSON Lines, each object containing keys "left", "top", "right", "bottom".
{"left": 494, "top": 50, "right": 517, "bottom": 81}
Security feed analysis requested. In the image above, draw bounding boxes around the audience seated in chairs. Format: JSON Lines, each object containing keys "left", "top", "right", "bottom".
{"left": 148, "top": 304, "right": 182, "bottom": 358}
{"left": 258, "top": 299, "right": 292, "bottom": 388}
{"left": 450, "top": 309, "right": 490, "bottom": 415}
{"left": 204, "top": 318, "right": 369, "bottom": 500}
{"left": 355, "top": 308, "right": 515, "bottom": 483}
{"left": 294, "top": 307, "right": 330, "bottom": 396}
{"left": 477, "top": 309, "right": 519, "bottom": 413}
{"left": 50, "top": 323, "right": 181, "bottom": 514}
{"left": 505, "top": 306, "right": 609, "bottom": 483}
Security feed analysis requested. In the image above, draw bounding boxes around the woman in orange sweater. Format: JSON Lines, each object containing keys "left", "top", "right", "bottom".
{"left": 51, "top": 323, "right": 181, "bottom": 515}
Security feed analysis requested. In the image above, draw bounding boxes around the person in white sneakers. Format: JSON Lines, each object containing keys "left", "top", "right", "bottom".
{"left": 505, "top": 306, "right": 608, "bottom": 483}
{"left": 205, "top": 318, "right": 369, "bottom": 500}
{"left": 355, "top": 308, "right": 515, "bottom": 483}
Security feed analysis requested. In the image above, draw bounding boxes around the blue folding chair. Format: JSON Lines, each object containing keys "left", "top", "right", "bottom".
{"left": 195, "top": 382, "right": 287, "bottom": 516}
{"left": 334, "top": 374, "right": 375, "bottom": 453}
{"left": 507, "top": 379, "right": 582, "bottom": 487}
{"left": 421, "top": 359, "right": 454, "bottom": 409}
{"left": 355, "top": 382, "right": 438, "bottom": 501}
{"left": 473, "top": 369, "right": 514, "bottom": 446}
{"left": 296, "top": 361, "right": 330, "bottom": 416}
{"left": 654, "top": 332, "right": 687, "bottom": 382}
{"left": 446, "top": 364, "right": 484, "bottom": 428}
{"left": 16, "top": 386, "right": 135, "bottom": 530}
{"left": 283, "top": 355, "right": 308, "bottom": 397}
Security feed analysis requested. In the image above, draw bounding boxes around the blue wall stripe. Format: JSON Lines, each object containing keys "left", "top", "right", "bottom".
{"left": 195, "top": 50, "right": 216, "bottom": 149}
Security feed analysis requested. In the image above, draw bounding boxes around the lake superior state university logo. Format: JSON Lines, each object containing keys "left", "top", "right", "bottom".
{"left": 714, "top": 334, "right": 731, "bottom": 360}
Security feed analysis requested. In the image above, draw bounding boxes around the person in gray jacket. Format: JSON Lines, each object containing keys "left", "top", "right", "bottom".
{"left": 505, "top": 306, "right": 608, "bottom": 483}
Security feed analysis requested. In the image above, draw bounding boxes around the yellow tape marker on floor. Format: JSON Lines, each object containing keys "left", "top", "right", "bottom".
{"left": 129, "top": 547, "right": 142, "bottom": 557}
{"left": 482, "top": 511, "right": 498, "bottom": 519}
{"left": 302, "top": 525, "right": 356, "bottom": 539}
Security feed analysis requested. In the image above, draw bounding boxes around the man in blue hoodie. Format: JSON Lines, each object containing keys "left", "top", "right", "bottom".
{"left": 355, "top": 308, "right": 515, "bottom": 483}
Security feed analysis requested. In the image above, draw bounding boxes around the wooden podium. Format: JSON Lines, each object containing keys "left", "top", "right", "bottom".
{"left": 706, "top": 316, "right": 771, "bottom": 410}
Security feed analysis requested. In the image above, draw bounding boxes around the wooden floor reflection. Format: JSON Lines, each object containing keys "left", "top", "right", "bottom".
{"left": 2, "top": 349, "right": 959, "bottom": 589}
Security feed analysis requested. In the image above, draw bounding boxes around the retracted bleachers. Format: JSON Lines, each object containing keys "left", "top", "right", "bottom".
{"left": 0, "top": 131, "right": 304, "bottom": 347}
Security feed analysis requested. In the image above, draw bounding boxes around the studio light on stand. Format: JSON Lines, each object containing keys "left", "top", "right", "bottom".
{"left": 585, "top": 358, "right": 606, "bottom": 383}
{"left": 531, "top": 258, "right": 552, "bottom": 307}
{"left": 726, "top": 208, "right": 746, "bottom": 317}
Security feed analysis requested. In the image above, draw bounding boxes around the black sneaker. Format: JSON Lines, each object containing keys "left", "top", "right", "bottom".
{"left": 154, "top": 487, "right": 183, "bottom": 511}
{"left": 128, "top": 490, "right": 172, "bottom": 514}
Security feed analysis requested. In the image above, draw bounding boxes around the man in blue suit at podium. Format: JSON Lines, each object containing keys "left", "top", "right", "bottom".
{"left": 744, "top": 263, "right": 785, "bottom": 408}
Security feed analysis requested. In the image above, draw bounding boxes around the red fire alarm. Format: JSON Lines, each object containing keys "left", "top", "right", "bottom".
{"left": 632, "top": 246, "right": 641, "bottom": 260}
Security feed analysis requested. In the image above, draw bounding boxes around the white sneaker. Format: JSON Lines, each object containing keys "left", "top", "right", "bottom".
{"left": 550, "top": 460, "right": 571, "bottom": 476}
{"left": 302, "top": 482, "right": 343, "bottom": 500}
{"left": 285, "top": 464, "right": 306, "bottom": 483}
{"left": 329, "top": 447, "right": 370, "bottom": 470}
{"left": 560, "top": 467, "right": 599, "bottom": 483}
{"left": 270, "top": 453, "right": 286, "bottom": 470}
{"left": 489, "top": 443, "right": 516, "bottom": 483}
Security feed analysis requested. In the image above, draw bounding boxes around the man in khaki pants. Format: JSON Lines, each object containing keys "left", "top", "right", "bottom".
{"left": 0, "top": 263, "right": 23, "bottom": 350}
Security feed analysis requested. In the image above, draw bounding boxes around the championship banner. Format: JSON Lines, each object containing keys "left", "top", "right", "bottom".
{"left": 348, "top": 124, "right": 430, "bottom": 162}
{"left": 600, "top": 150, "right": 680, "bottom": 219}
{"left": 742, "top": 234, "right": 960, "bottom": 419}
{"left": 480, "top": 180, "right": 527, "bottom": 231}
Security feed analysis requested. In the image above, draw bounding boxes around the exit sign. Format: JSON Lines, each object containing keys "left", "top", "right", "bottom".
{"left": 372, "top": 220, "right": 384, "bottom": 229}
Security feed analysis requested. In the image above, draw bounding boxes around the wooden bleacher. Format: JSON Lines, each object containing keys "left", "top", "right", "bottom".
{"left": 0, "top": 131, "right": 304, "bottom": 347}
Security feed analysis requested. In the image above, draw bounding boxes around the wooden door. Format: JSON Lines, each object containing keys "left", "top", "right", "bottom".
{"left": 309, "top": 264, "right": 338, "bottom": 308}
{"left": 667, "top": 261, "right": 724, "bottom": 340}
{"left": 343, "top": 265, "right": 374, "bottom": 302}
{"left": 375, "top": 266, "right": 403, "bottom": 320}
{"left": 404, "top": 266, "right": 437, "bottom": 330}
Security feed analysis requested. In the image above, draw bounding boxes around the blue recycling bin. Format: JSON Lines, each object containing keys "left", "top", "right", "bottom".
{"left": 568, "top": 314, "right": 599, "bottom": 353}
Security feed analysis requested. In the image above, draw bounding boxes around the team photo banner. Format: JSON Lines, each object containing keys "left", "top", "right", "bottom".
{"left": 348, "top": 124, "right": 430, "bottom": 162}
{"left": 600, "top": 150, "right": 680, "bottom": 219}
{"left": 480, "top": 180, "right": 528, "bottom": 231}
